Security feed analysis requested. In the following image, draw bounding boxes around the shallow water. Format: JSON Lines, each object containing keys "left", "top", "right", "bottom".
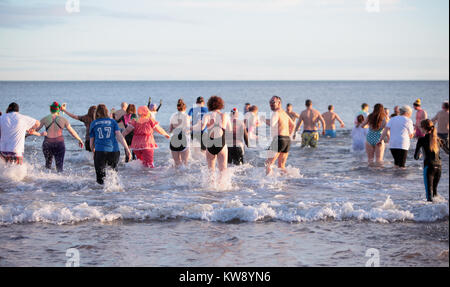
{"left": 0, "top": 81, "right": 448, "bottom": 266}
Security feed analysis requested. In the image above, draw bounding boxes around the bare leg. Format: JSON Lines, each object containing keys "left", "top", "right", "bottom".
{"left": 181, "top": 149, "right": 190, "bottom": 166}
{"left": 217, "top": 147, "right": 228, "bottom": 173}
{"left": 375, "top": 141, "right": 385, "bottom": 165}
{"left": 266, "top": 153, "right": 280, "bottom": 175}
{"left": 278, "top": 152, "right": 289, "bottom": 174}
{"left": 206, "top": 151, "right": 216, "bottom": 173}
{"left": 365, "top": 142, "right": 375, "bottom": 164}
{"left": 171, "top": 151, "right": 181, "bottom": 168}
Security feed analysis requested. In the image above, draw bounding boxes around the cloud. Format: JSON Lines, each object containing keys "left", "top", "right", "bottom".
{"left": 0, "top": 1, "right": 196, "bottom": 29}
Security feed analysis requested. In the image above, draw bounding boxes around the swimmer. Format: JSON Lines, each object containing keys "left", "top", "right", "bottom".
{"left": 198, "top": 96, "right": 232, "bottom": 178}
{"left": 35, "top": 102, "right": 84, "bottom": 172}
{"left": 322, "top": 105, "right": 345, "bottom": 138}
{"left": 169, "top": 99, "right": 191, "bottom": 168}
{"left": 263, "top": 96, "right": 295, "bottom": 175}
{"left": 431, "top": 101, "right": 449, "bottom": 145}
{"left": 414, "top": 119, "right": 449, "bottom": 201}
{"left": 351, "top": 115, "right": 367, "bottom": 152}
{"left": 361, "top": 103, "right": 388, "bottom": 165}
{"left": 293, "top": 99, "right": 326, "bottom": 148}
{"left": 286, "top": 103, "right": 300, "bottom": 122}
{"left": 413, "top": 99, "right": 428, "bottom": 138}
{"left": 226, "top": 108, "right": 249, "bottom": 165}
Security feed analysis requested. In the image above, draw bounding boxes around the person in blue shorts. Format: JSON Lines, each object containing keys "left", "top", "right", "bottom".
{"left": 322, "top": 105, "right": 345, "bottom": 138}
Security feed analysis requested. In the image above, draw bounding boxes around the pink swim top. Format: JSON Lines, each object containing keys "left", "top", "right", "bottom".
{"left": 129, "top": 119, "right": 159, "bottom": 150}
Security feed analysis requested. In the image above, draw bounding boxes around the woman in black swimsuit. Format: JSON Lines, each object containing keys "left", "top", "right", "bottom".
{"left": 200, "top": 96, "right": 231, "bottom": 176}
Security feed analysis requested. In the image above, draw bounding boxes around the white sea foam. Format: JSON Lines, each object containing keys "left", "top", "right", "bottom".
{"left": 1, "top": 196, "right": 446, "bottom": 226}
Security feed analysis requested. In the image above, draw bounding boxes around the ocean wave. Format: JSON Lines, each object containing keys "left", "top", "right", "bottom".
{"left": 0, "top": 197, "right": 447, "bottom": 226}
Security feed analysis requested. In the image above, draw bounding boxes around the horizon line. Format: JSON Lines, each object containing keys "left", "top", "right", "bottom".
{"left": 0, "top": 79, "right": 449, "bottom": 82}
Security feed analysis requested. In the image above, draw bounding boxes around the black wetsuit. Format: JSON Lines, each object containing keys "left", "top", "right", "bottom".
{"left": 414, "top": 134, "right": 449, "bottom": 201}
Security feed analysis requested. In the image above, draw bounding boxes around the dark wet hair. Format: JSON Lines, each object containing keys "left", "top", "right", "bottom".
{"left": 356, "top": 114, "right": 364, "bottom": 124}
{"left": 249, "top": 105, "right": 258, "bottom": 112}
{"left": 6, "top": 102, "right": 19, "bottom": 113}
{"left": 328, "top": 105, "right": 333, "bottom": 111}
{"left": 126, "top": 104, "right": 136, "bottom": 114}
{"left": 305, "top": 100, "right": 312, "bottom": 107}
{"left": 443, "top": 102, "right": 449, "bottom": 110}
{"left": 196, "top": 97, "right": 205, "bottom": 104}
{"left": 207, "top": 96, "right": 224, "bottom": 111}
{"left": 287, "top": 103, "right": 292, "bottom": 108}
{"left": 177, "top": 99, "right": 186, "bottom": 111}
{"left": 368, "top": 103, "right": 386, "bottom": 130}
{"left": 95, "top": 104, "right": 109, "bottom": 119}
{"left": 87, "top": 106, "right": 97, "bottom": 120}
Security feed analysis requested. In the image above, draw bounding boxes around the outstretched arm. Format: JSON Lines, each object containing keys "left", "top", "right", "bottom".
{"left": 154, "top": 125, "right": 170, "bottom": 139}
{"left": 61, "top": 107, "right": 80, "bottom": 121}
{"left": 66, "top": 124, "right": 84, "bottom": 148}
{"left": 122, "top": 125, "right": 134, "bottom": 137}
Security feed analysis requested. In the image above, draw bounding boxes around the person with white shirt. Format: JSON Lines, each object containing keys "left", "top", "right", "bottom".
{"left": 0, "top": 102, "right": 40, "bottom": 165}
{"left": 379, "top": 105, "right": 414, "bottom": 168}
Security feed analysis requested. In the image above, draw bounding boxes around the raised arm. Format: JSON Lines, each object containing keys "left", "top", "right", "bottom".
{"left": 61, "top": 107, "right": 80, "bottom": 121}
{"left": 156, "top": 100, "right": 162, "bottom": 112}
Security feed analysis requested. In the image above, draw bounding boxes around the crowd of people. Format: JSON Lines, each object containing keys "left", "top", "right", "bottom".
{"left": 0, "top": 96, "right": 448, "bottom": 202}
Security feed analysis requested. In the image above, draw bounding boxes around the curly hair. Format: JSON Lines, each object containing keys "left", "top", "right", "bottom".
{"left": 207, "top": 96, "right": 224, "bottom": 111}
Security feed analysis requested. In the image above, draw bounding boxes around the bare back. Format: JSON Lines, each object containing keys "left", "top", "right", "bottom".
{"left": 300, "top": 108, "right": 322, "bottom": 131}
{"left": 41, "top": 114, "right": 68, "bottom": 138}
{"left": 322, "top": 111, "right": 337, "bottom": 130}
{"left": 434, "top": 110, "right": 449, "bottom": 134}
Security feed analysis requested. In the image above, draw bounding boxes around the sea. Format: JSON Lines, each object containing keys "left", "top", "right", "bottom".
{"left": 0, "top": 81, "right": 448, "bottom": 267}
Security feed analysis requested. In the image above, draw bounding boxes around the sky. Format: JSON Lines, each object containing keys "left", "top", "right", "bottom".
{"left": 0, "top": 0, "right": 448, "bottom": 80}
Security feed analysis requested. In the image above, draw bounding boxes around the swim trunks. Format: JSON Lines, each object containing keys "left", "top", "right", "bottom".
{"left": 325, "top": 129, "right": 336, "bottom": 138}
{"left": 301, "top": 131, "right": 319, "bottom": 148}
{"left": 269, "top": 136, "right": 291, "bottom": 153}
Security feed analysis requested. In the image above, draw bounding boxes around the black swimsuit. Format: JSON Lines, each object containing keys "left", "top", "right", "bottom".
{"left": 170, "top": 131, "right": 188, "bottom": 152}
{"left": 206, "top": 127, "right": 226, "bottom": 155}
